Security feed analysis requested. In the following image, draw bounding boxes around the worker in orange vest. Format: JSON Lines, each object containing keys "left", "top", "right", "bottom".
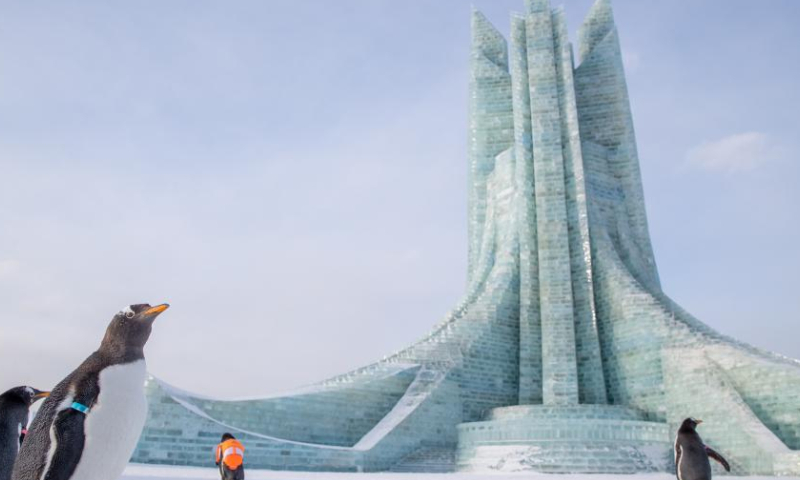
{"left": 214, "top": 433, "right": 245, "bottom": 480}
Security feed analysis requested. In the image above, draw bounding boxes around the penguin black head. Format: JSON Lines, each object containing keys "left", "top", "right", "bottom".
{"left": 0, "top": 386, "right": 50, "bottom": 406}
{"left": 679, "top": 417, "right": 703, "bottom": 432}
{"left": 100, "top": 303, "right": 169, "bottom": 356}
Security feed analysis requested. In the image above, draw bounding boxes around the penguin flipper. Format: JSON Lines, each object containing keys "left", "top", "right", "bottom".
{"left": 673, "top": 443, "right": 681, "bottom": 480}
{"left": 705, "top": 445, "right": 730, "bottom": 472}
{"left": 42, "top": 409, "right": 86, "bottom": 480}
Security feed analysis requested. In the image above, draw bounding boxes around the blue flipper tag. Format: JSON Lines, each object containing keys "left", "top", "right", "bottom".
{"left": 71, "top": 402, "right": 90, "bottom": 414}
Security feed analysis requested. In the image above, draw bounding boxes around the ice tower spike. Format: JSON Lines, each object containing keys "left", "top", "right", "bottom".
{"left": 510, "top": 13, "right": 542, "bottom": 405}
{"left": 467, "top": 9, "right": 513, "bottom": 284}
{"left": 525, "top": 1, "right": 579, "bottom": 406}
{"left": 578, "top": 0, "right": 615, "bottom": 62}
{"left": 551, "top": 7, "right": 608, "bottom": 405}
{"left": 470, "top": 9, "right": 509, "bottom": 69}
{"left": 524, "top": 0, "right": 551, "bottom": 14}
{"left": 574, "top": 0, "right": 660, "bottom": 290}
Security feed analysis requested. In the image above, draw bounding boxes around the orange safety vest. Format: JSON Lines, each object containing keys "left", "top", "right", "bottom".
{"left": 215, "top": 439, "right": 245, "bottom": 469}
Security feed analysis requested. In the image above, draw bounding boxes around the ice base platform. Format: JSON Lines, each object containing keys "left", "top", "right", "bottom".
{"left": 456, "top": 405, "right": 671, "bottom": 473}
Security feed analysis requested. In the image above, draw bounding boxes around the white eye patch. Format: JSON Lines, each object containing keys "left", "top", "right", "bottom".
{"left": 121, "top": 306, "right": 135, "bottom": 318}
{"left": 25, "top": 386, "right": 34, "bottom": 396}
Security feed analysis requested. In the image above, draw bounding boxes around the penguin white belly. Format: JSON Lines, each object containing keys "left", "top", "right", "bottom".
{"left": 69, "top": 360, "right": 147, "bottom": 480}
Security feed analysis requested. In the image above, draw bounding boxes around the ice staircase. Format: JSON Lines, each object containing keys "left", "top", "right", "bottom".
{"left": 390, "top": 447, "right": 457, "bottom": 473}
{"left": 456, "top": 405, "right": 672, "bottom": 473}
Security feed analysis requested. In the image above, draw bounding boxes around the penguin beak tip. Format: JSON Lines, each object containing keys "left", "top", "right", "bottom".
{"left": 142, "top": 304, "right": 170, "bottom": 317}
{"left": 34, "top": 391, "right": 50, "bottom": 400}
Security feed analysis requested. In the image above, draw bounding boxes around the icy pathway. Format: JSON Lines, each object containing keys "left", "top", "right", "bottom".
{"left": 122, "top": 464, "right": 798, "bottom": 480}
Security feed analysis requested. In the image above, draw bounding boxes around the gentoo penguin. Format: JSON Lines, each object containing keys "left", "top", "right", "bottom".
{"left": 674, "top": 418, "right": 730, "bottom": 480}
{"left": 11, "top": 303, "right": 168, "bottom": 480}
{"left": 0, "top": 387, "right": 49, "bottom": 480}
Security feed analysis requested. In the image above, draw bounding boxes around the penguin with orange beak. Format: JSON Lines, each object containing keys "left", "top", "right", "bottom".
{"left": 12, "top": 303, "right": 168, "bottom": 480}
{"left": 0, "top": 387, "right": 49, "bottom": 480}
{"left": 674, "top": 418, "right": 731, "bottom": 480}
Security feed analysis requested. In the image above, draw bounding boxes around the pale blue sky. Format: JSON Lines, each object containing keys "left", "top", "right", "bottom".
{"left": 0, "top": 0, "right": 797, "bottom": 397}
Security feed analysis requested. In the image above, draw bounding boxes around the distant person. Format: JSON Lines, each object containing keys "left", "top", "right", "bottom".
{"left": 215, "top": 433, "right": 245, "bottom": 480}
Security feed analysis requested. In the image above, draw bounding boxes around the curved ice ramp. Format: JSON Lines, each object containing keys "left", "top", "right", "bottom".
{"left": 155, "top": 364, "right": 420, "bottom": 446}
{"left": 133, "top": 367, "right": 460, "bottom": 471}
{"left": 590, "top": 222, "right": 800, "bottom": 474}
{"left": 664, "top": 347, "right": 800, "bottom": 475}
{"left": 133, "top": 377, "right": 358, "bottom": 470}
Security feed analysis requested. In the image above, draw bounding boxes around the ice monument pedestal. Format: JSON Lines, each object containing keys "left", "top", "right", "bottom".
{"left": 133, "top": 0, "right": 800, "bottom": 475}
{"left": 456, "top": 405, "right": 670, "bottom": 473}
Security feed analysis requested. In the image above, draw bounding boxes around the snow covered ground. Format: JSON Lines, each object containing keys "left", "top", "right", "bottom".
{"left": 121, "top": 464, "right": 798, "bottom": 480}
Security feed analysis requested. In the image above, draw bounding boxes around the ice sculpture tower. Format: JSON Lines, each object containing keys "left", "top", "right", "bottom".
{"left": 132, "top": 0, "right": 800, "bottom": 474}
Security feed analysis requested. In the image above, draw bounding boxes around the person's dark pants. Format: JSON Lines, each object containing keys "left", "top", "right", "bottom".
{"left": 220, "top": 464, "right": 244, "bottom": 480}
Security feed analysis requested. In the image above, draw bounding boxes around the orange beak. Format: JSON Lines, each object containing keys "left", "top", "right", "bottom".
{"left": 142, "top": 304, "right": 170, "bottom": 317}
{"left": 696, "top": 419, "right": 703, "bottom": 425}
{"left": 34, "top": 391, "right": 50, "bottom": 399}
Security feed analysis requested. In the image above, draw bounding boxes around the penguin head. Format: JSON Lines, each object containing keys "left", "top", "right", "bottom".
{"left": 1, "top": 386, "right": 50, "bottom": 406}
{"left": 100, "top": 303, "right": 169, "bottom": 355}
{"left": 680, "top": 417, "right": 703, "bottom": 432}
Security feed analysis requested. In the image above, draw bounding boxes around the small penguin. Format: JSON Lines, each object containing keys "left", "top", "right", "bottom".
{"left": 0, "top": 387, "right": 49, "bottom": 480}
{"left": 674, "top": 418, "right": 730, "bottom": 480}
{"left": 11, "top": 303, "right": 169, "bottom": 480}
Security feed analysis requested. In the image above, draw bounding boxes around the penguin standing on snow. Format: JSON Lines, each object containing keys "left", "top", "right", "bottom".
{"left": 11, "top": 303, "right": 169, "bottom": 480}
{"left": 674, "top": 418, "right": 731, "bottom": 480}
{"left": 0, "top": 387, "right": 49, "bottom": 480}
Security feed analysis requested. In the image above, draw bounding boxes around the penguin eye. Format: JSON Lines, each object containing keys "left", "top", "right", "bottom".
{"left": 125, "top": 310, "right": 135, "bottom": 319}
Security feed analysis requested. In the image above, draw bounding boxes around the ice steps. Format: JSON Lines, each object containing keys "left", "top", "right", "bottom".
{"left": 390, "top": 447, "right": 456, "bottom": 473}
